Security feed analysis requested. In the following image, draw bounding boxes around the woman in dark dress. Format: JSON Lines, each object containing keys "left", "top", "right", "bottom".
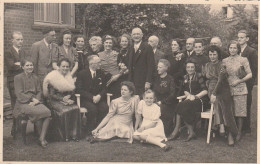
{"left": 14, "top": 60, "right": 51, "bottom": 147}
{"left": 117, "top": 34, "right": 132, "bottom": 82}
{"left": 43, "top": 58, "right": 80, "bottom": 142}
{"left": 153, "top": 59, "right": 177, "bottom": 136}
{"left": 52, "top": 29, "right": 78, "bottom": 77}
{"left": 164, "top": 39, "right": 186, "bottom": 93}
{"left": 74, "top": 35, "right": 88, "bottom": 72}
{"left": 168, "top": 60, "right": 209, "bottom": 141}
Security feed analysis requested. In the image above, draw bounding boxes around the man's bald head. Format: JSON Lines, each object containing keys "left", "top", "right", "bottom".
{"left": 210, "top": 37, "right": 222, "bottom": 47}
{"left": 131, "top": 27, "right": 143, "bottom": 43}
{"left": 186, "top": 37, "right": 195, "bottom": 51}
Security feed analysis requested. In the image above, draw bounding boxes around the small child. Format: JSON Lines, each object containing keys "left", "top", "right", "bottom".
{"left": 133, "top": 89, "right": 171, "bottom": 152}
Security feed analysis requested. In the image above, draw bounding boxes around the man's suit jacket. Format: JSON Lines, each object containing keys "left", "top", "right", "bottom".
{"left": 4, "top": 47, "right": 27, "bottom": 82}
{"left": 154, "top": 49, "right": 165, "bottom": 65}
{"left": 183, "top": 50, "right": 196, "bottom": 62}
{"left": 241, "top": 45, "right": 258, "bottom": 85}
{"left": 76, "top": 68, "right": 107, "bottom": 102}
{"left": 128, "top": 42, "right": 155, "bottom": 88}
{"left": 30, "top": 39, "right": 57, "bottom": 76}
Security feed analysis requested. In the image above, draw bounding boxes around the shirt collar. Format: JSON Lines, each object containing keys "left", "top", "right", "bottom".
{"left": 13, "top": 46, "right": 20, "bottom": 54}
{"left": 153, "top": 48, "right": 157, "bottom": 54}
{"left": 89, "top": 69, "right": 96, "bottom": 77}
{"left": 240, "top": 44, "right": 247, "bottom": 55}
{"left": 43, "top": 38, "right": 49, "bottom": 48}
{"left": 134, "top": 41, "right": 142, "bottom": 50}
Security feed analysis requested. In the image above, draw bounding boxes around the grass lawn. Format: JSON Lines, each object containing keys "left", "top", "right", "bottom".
{"left": 3, "top": 86, "right": 257, "bottom": 163}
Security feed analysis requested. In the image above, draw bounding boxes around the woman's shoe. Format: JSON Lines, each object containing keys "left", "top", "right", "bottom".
{"left": 167, "top": 133, "right": 179, "bottom": 141}
{"left": 72, "top": 138, "right": 79, "bottom": 142}
{"left": 185, "top": 134, "right": 196, "bottom": 142}
{"left": 38, "top": 140, "right": 47, "bottom": 148}
{"left": 89, "top": 137, "right": 98, "bottom": 144}
{"left": 162, "top": 145, "right": 172, "bottom": 152}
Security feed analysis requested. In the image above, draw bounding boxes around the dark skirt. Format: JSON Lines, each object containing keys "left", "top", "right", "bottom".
{"left": 176, "top": 99, "right": 202, "bottom": 125}
{"left": 47, "top": 100, "right": 81, "bottom": 141}
{"left": 160, "top": 103, "right": 176, "bottom": 136}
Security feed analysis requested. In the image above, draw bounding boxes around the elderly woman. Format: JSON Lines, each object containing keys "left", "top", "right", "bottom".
{"left": 164, "top": 39, "right": 186, "bottom": 92}
{"left": 168, "top": 59, "right": 209, "bottom": 141}
{"left": 52, "top": 29, "right": 78, "bottom": 77}
{"left": 222, "top": 40, "right": 252, "bottom": 142}
{"left": 98, "top": 35, "right": 128, "bottom": 99}
{"left": 43, "top": 58, "right": 80, "bottom": 142}
{"left": 89, "top": 81, "right": 140, "bottom": 143}
{"left": 204, "top": 45, "right": 238, "bottom": 146}
{"left": 117, "top": 34, "right": 132, "bottom": 82}
{"left": 88, "top": 36, "right": 103, "bottom": 55}
{"left": 152, "top": 59, "right": 177, "bottom": 136}
{"left": 74, "top": 35, "right": 88, "bottom": 72}
{"left": 14, "top": 60, "right": 51, "bottom": 148}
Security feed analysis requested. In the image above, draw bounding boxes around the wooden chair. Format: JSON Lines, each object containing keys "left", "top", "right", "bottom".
{"left": 177, "top": 95, "right": 214, "bottom": 144}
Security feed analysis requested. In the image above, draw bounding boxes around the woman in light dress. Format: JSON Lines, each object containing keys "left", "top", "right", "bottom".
{"left": 134, "top": 89, "right": 171, "bottom": 152}
{"left": 90, "top": 81, "right": 140, "bottom": 143}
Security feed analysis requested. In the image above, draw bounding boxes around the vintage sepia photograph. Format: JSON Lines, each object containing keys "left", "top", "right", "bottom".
{"left": 2, "top": 1, "right": 258, "bottom": 163}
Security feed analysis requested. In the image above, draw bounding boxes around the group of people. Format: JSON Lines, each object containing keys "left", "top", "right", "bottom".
{"left": 5, "top": 26, "right": 257, "bottom": 151}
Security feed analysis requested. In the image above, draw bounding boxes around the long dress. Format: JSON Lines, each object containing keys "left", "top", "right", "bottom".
{"left": 222, "top": 55, "right": 251, "bottom": 117}
{"left": 13, "top": 73, "right": 51, "bottom": 123}
{"left": 43, "top": 70, "right": 80, "bottom": 141}
{"left": 176, "top": 73, "right": 209, "bottom": 125}
{"left": 95, "top": 95, "right": 140, "bottom": 143}
{"left": 134, "top": 100, "right": 167, "bottom": 142}
{"left": 152, "top": 74, "right": 177, "bottom": 136}
{"left": 204, "top": 61, "right": 223, "bottom": 126}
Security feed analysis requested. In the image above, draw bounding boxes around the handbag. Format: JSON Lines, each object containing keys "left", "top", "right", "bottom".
{"left": 237, "top": 65, "right": 247, "bottom": 79}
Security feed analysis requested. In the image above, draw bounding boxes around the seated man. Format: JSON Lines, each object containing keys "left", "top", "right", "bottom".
{"left": 76, "top": 55, "right": 109, "bottom": 136}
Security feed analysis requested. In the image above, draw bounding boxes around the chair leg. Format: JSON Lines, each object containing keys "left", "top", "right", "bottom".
{"left": 11, "top": 118, "right": 17, "bottom": 139}
{"left": 207, "top": 118, "right": 213, "bottom": 144}
{"left": 21, "top": 120, "right": 28, "bottom": 145}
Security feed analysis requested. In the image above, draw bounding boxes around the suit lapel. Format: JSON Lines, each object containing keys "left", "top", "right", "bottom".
{"left": 134, "top": 42, "right": 144, "bottom": 63}
{"left": 11, "top": 47, "right": 19, "bottom": 62}
{"left": 41, "top": 40, "right": 52, "bottom": 66}
{"left": 241, "top": 46, "right": 248, "bottom": 57}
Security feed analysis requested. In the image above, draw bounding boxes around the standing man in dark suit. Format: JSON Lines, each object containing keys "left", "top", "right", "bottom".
{"left": 148, "top": 35, "right": 165, "bottom": 65}
{"left": 4, "top": 31, "right": 27, "bottom": 111}
{"left": 128, "top": 27, "right": 155, "bottom": 97}
{"left": 210, "top": 36, "right": 229, "bottom": 59}
{"left": 30, "top": 28, "right": 57, "bottom": 86}
{"left": 238, "top": 30, "right": 258, "bottom": 134}
{"left": 76, "top": 55, "right": 109, "bottom": 135}
{"left": 183, "top": 37, "right": 196, "bottom": 60}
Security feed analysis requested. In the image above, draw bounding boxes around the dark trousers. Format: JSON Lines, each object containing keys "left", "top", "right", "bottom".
{"left": 82, "top": 100, "right": 109, "bottom": 132}
{"left": 243, "top": 82, "right": 253, "bottom": 133}
{"left": 160, "top": 103, "right": 176, "bottom": 136}
{"left": 7, "top": 80, "right": 16, "bottom": 109}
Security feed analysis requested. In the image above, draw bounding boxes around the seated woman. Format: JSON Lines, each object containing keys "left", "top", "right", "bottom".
{"left": 168, "top": 59, "right": 208, "bottom": 141}
{"left": 43, "top": 58, "right": 80, "bottom": 142}
{"left": 98, "top": 35, "right": 128, "bottom": 99}
{"left": 90, "top": 81, "right": 140, "bottom": 144}
{"left": 152, "top": 59, "right": 177, "bottom": 136}
{"left": 222, "top": 40, "right": 252, "bottom": 143}
{"left": 52, "top": 29, "right": 78, "bottom": 77}
{"left": 13, "top": 59, "right": 51, "bottom": 148}
{"left": 134, "top": 89, "right": 171, "bottom": 152}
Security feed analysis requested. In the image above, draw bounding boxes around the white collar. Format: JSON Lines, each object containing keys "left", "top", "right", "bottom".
{"left": 240, "top": 44, "right": 247, "bottom": 55}
{"left": 134, "top": 41, "right": 142, "bottom": 49}
{"left": 43, "top": 38, "right": 49, "bottom": 48}
{"left": 89, "top": 69, "right": 96, "bottom": 78}
{"left": 153, "top": 48, "right": 157, "bottom": 54}
{"left": 13, "top": 46, "right": 20, "bottom": 54}
{"left": 187, "top": 50, "right": 194, "bottom": 56}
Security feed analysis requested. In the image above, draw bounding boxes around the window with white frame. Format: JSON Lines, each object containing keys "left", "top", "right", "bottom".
{"left": 34, "top": 3, "right": 75, "bottom": 28}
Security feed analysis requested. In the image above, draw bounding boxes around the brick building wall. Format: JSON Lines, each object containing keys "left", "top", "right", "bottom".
{"left": 4, "top": 3, "right": 44, "bottom": 54}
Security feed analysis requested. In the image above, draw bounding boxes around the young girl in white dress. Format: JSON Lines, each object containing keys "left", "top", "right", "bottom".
{"left": 134, "top": 89, "right": 171, "bottom": 151}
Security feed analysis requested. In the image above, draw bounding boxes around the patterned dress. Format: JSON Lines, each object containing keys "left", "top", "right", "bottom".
{"left": 222, "top": 55, "right": 251, "bottom": 117}
{"left": 134, "top": 100, "right": 167, "bottom": 142}
{"left": 95, "top": 95, "right": 140, "bottom": 143}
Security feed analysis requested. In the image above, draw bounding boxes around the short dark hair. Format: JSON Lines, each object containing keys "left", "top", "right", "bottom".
{"left": 58, "top": 28, "right": 72, "bottom": 46}
{"left": 207, "top": 45, "right": 222, "bottom": 60}
{"left": 73, "top": 34, "right": 86, "bottom": 47}
{"left": 194, "top": 39, "right": 204, "bottom": 46}
{"left": 42, "top": 27, "right": 55, "bottom": 35}
{"left": 171, "top": 38, "right": 182, "bottom": 50}
{"left": 121, "top": 81, "right": 135, "bottom": 96}
{"left": 185, "top": 58, "right": 198, "bottom": 70}
{"left": 228, "top": 40, "right": 241, "bottom": 55}
{"left": 238, "top": 30, "right": 249, "bottom": 37}
{"left": 57, "top": 58, "right": 71, "bottom": 67}
{"left": 21, "top": 59, "right": 33, "bottom": 67}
